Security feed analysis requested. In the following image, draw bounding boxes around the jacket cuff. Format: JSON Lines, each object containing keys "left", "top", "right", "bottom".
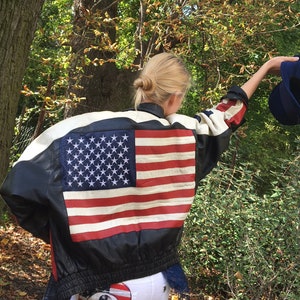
{"left": 222, "top": 85, "right": 249, "bottom": 106}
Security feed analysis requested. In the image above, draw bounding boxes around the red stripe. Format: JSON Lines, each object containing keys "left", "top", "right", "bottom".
{"left": 216, "top": 101, "right": 247, "bottom": 126}
{"left": 225, "top": 106, "right": 247, "bottom": 126}
{"left": 68, "top": 204, "right": 191, "bottom": 226}
{"left": 110, "top": 283, "right": 130, "bottom": 292}
{"left": 216, "top": 99, "right": 241, "bottom": 112}
{"left": 65, "top": 188, "right": 195, "bottom": 208}
{"left": 135, "top": 129, "right": 193, "bottom": 138}
{"left": 136, "top": 143, "right": 195, "bottom": 155}
{"left": 71, "top": 220, "right": 184, "bottom": 242}
{"left": 110, "top": 283, "right": 131, "bottom": 299}
{"left": 49, "top": 233, "right": 58, "bottom": 281}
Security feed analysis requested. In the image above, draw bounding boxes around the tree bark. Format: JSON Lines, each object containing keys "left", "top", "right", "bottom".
{"left": 66, "top": 0, "right": 187, "bottom": 117}
{"left": 66, "top": 0, "right": 136, "bottom": 117}
{"left": 0, "top": 0, "right": 45, "bottom": 210}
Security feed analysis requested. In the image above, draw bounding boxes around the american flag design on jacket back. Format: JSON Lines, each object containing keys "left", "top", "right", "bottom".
{"left": 61, "top": 128, "right": 196, "bottom": 242}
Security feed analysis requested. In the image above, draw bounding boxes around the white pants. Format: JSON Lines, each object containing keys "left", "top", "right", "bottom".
{"left": 70, "top": 272, "right": 170, "bottom": 300}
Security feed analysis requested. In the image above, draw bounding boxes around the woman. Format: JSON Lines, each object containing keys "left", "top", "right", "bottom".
{"left": 0, "top": 53, "right": 298, "bottom": 300}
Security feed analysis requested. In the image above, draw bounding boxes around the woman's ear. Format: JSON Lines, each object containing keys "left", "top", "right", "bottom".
{"left": 163, "top": 93, "right": 183, "bottom": 116}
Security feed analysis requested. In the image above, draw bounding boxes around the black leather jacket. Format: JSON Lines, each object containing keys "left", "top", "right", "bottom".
{"left": 0, "top": 87, "right": 248, "bottom": 299}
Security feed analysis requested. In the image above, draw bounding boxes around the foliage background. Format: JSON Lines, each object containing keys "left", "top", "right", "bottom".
{"left": 181, "top": 139, "right": 299, "bottom": 299}
{"left": 3, "top": 0, "right": 300, "bottom": 299}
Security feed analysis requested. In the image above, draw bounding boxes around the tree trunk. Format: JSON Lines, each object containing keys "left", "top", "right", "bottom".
{"left": 66, "top": 0, "right": 136, "bottom": 117}
{"left": 0, "top": 0, "right": 45, "bottom": 211}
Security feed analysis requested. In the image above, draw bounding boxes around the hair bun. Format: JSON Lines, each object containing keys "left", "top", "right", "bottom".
{"left": 133, "top": 75, "right": 154, "bottom": 91}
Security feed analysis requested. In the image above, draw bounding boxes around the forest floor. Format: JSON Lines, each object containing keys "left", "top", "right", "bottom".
{"left": 0, "top": 221, "right": 206, "bottom": 300}
{"left": 0, "top": 221, "right": 51, "bottom": 300}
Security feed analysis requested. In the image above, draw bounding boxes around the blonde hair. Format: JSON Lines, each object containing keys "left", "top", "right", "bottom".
{"left": 133, "top": 53, "right": 191, "bottom": 109}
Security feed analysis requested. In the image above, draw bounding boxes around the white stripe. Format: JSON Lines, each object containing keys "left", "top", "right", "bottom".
{"left": 166, "top": 113, "right": 199, "bottom": 130}
{"left": 167, "top": 111, "right": 229, "bottom": 136}
{"left": 69, "top": 213, "right": 187, "bottom": 235}
{"left": 136, "top": 166, "right": 195, "bottom": 180}
{"left": 135, "top": 151, "right": 195, "bottom": 163}
{"left": 222, "top": 103, "right": 244, "bottom": 120}
{"left": 109, "top": 288, "right": 131, "bottom": 297}
{"left": 63, "top": 181, "right": 195, "bottom": 200}
{"left": 197, "top": 109, "right": 229, "bottom": 136}
{"left": 135, "top": 135, "right": 195, "bottom": 146}
{"left": 66, "top": 197, "right": 193, "bottom": 217}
